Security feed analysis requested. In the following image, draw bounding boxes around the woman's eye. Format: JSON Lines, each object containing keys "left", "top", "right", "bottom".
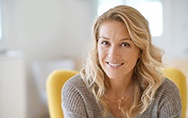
{"left": 101, "top": 41, "right": 109, "bottom": 45}
{"left": 121, "top": 42, "right": 130, "bottom": 47}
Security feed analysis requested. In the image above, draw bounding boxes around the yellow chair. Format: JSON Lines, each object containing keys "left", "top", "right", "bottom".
{"left": 46, "top": 70, "right": 78, "bottom": 118}
{"left": 162, "top": 68, "right": 187, "bottom": 118}
{"left": 46, "top": 68, "right": 187, "bottom": 118}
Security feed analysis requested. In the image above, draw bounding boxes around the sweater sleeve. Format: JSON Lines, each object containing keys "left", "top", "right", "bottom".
{"left": 157, "top": 79, "right": 182, "bottom": 118}
{"left": 61, "top": 76, "right": 88, "bottom": 118}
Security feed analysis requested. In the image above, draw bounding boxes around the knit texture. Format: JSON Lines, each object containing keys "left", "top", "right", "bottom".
{"left": 62, "top": 74, "right": 182, "bottom": 118}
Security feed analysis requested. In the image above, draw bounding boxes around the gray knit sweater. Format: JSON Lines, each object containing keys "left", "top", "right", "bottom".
{"left": 62, "top": 74, "right": 182, "bottom": 118}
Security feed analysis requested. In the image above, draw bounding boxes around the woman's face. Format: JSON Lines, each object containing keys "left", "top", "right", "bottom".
{"left": 97, "top": 20, "right": 140, "bottom": 80}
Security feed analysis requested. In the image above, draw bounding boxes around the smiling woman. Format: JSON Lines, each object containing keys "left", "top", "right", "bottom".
{"left": 62, "top": 5, "right": 182, "bottom": 118}
{"left": 97, "top": 20, "right": 140, "bottom": 83}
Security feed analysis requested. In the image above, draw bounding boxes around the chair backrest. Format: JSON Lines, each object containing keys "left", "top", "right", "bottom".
{"left": 31, "top": 59, "right": 75, "bottom": 104}
{"left": 46, "top": 68, "right": 187, "bottom": 118}
{"left": 162, "top": 68, "right": 187, "bottom": 118}
{"left": 46, "top": 70, "right": 78, "bottom": 118}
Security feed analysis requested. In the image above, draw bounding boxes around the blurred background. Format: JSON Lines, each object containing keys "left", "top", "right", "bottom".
{"left": 0, "top": 0, "right": 187, "bottom": 118}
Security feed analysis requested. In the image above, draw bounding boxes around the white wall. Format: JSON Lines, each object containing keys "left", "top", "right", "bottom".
{"left": 3, "top": 0, "right": 97, "bottom": 60}
{"left": 2, "top": 0, "right": 97, "bottom": 117}
{"left": 0, "top": 52, "right": 26, "bottom": 118}
{"left": 154, "top": 0, "right": 188, "bottom": 55}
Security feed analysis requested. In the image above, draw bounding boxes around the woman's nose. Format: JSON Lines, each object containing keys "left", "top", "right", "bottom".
{"left": 108, "top": 46, "right": 120, "bottom": 58}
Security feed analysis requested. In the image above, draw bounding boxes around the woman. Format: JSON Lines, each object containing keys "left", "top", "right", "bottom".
{"left": 62, "top": 5, "right": 182, "bottom": 118}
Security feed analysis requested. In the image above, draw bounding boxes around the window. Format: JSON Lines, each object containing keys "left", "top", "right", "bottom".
{"left": 97, "top": 0, "right": 124, "bottom": 16}
{"left": 97, "top": 0, "right": 163, "bottom": 37}
{"left": 0, "top": 1, "right": 5, "bottom": 51}
{"left": 125, "top": 0, "right": 163, "bottom": 37}
{"left": 0, "top": 2, "right": 2, "bottom": 41}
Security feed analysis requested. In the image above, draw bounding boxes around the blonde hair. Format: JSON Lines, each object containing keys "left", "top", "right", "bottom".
{"left": 80, "top": 5, "right": 164, "bottom": 117}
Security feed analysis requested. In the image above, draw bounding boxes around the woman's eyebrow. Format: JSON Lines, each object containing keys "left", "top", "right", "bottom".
{"left": 121, "top": 38, "right": 131, "bottom": 41}
{"left": 98, "top": 36, "right": 109, "bottom": 40}
{"left": 99, "top": 37, "right": 131, "bottom": 41}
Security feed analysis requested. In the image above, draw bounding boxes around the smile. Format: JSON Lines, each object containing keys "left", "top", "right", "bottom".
{"left": 107, "top": 62, "right": 124, "bottom": 67}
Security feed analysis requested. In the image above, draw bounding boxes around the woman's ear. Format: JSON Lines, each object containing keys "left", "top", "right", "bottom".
{"left": 137, "top": 53, "right": 140, "bottom": 59}
{"left": 138, "top": 50, "right": 141, "bottom": 59}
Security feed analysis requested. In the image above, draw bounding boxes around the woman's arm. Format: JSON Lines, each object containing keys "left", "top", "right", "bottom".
{"left": 61, "top": 79, "right": 88, "bottom": 118}
{"left": 157, "top": 79, "right": 182, "bottom": 118}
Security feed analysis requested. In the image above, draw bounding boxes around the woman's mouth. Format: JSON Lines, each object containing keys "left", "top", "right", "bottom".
{"left": 107, "top": 62, "right": 124, "bottom": 67}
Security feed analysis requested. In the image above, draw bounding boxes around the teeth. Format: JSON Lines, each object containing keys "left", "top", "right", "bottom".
{"left": 108, "top": 62, "right": 122, "bottom": 67}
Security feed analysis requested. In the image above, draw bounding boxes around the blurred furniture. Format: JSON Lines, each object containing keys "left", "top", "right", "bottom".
{"left": 0, "top": 51, "right": 26, "bottom": 118}
{"left": 46, "top": 70, "right": 78, "bottom": 118}
{"left": 162, "top": 68, "right": 187, "bottom": 118}
{"left": 31, "top": 59, "right": 75, "bottom": 117}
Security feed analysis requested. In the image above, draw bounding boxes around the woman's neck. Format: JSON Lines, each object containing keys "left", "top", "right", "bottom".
{"left": 104, "top": 78, "right": 134, "bottom": 118}
{"left": 107, "top": 77, "right": 132, "bottom": 99}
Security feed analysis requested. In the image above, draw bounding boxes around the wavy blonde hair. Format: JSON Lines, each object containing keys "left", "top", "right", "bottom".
{"left": 80, "top": 5, "right": 164, "bottom": 117}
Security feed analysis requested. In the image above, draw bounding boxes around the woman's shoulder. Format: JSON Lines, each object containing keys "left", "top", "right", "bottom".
{"left": 63, "top": 73, "right": 87, "bottom": 90}
{"left": 140, "top": 78, "right": 182, "bottom": 117}
{"left": 156, "top": 78, "right": 180, "bottom": 96}
{"left": 64, "top": 74, "right": 84, "bottom": 84}
{"left": 62, "top": 73, "right": 94, "bottom": 98}
{"left": 153, "top": 78, "right": 182, "bottom": 108}
{"left": 62, "top": 74, "right": 103, "bottom": 117}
